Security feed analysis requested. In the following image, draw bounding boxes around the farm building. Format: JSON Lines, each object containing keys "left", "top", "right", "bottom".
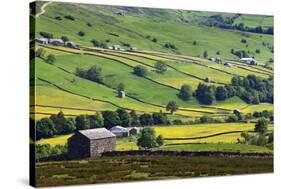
{"left": 208, "top": 57, "right": 216, "bottom": 62}
{"left": 118, "top": 90, "right": 126, "bottom": 98}
{"left": 36, "top": 37, "right": 49, "bottom": 44}
{"left": 129, "top": 127, "right": 141, "bottom": 135}
{"left": 128, "top": 47, "right": 138, "bottom": 51}
{"left": 110, "top": 126, "right": 129, "bottom": 137}
{"left": 66, "top": 42, "right": 80, "bottom": 49}
{"left": 224, "top": 62, "right": 232, "bottom": 67}
{"left": 205, "top": 77, "right": 212, "bottom": 83}
{"left": 67, "top": 128, "right": 116, "bottom": 159}
{"left": 112, "top": 45, "right": 121, "bottom": 50}
{"left": 240, "top": 58, "right": 258, "bottom": 65}
{"left": 215, "top": 57, "right": 222, "bottom": 63}
{"left": 49, "top": 38, "right": 64, "bottom": 46}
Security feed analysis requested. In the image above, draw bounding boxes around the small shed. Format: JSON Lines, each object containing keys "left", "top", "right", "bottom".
{"left": 110, "top": 126, "right": 129, "bottom": 137}
{"left": 112, "top": 45, "right": 121, "bottom": 50}
{"left": 128, "top": 47, "right": 138, "bottom": 51}
{"left": 49, "top": 38, "right": 64, "bottom": 46}
{"left": 205, "top": 77, "right": 212, "bottom": 83}
{"left": 66, "top": 42, "right": 80, "bottom": 49}
{"left": 224, "top": 62, "right": 232, "bottom": 67}
{"left": 67, "top": 128, "right": 116, "bottom": 159}
{"left": 118, "top": 90, "right": 126, "bottom": 98}
{"left": 233, "top": 109, "right": 241, "bottom": 115}
{"left": 36, "top": 37, "right": 49, "bottom": 44}
{"left": 215, "top": 57, "right": 222, "bottom": 63}
{"left": 129, "top": 127, "right": 140, "bottom": 135}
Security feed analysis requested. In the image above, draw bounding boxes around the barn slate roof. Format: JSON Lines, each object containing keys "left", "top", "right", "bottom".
{"left": 78, "top": 128, "right": 115, "bottom": 140}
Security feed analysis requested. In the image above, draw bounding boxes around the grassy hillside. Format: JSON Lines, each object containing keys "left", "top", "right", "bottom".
{"left": 34, "top": 2, "right": 273, "bottom": 63}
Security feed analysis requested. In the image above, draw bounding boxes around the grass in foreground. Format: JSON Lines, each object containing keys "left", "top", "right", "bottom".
{"left": 35, "top": 155, "right": 273, "bottom": 187}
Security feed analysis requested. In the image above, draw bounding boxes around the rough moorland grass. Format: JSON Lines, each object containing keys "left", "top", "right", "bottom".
{"left": 35, "top": 155, "right": 273, "bottom": 187}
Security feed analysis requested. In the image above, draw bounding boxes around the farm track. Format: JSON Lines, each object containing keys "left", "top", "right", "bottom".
{"left": 164, "top": 130, "right": 255, "bottom": 140}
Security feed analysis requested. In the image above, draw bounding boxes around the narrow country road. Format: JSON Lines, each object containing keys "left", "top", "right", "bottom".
{"left": 36, "top": 1, "right": 52, "bottom": 18}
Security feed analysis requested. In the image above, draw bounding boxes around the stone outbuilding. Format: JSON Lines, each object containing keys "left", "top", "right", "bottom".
{"left": 129, "top": 127, "right": 140, "bottom": 135}
{"left": 67, "top": 128, "right": 116, "bottom": 159}
{"left": 118, "top": 90, "right": 126, "bottom": 98}
{"left": 110, "top": 126, "right": 129, "bottom": 137}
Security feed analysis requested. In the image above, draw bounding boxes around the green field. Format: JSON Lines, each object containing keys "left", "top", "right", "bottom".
{"left": 32, "top": 2, "right": 273, "bottom": 156}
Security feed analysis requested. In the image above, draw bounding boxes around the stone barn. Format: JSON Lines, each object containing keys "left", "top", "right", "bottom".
{"left": 67, "top": 128, "right": 116, "bottom": 159}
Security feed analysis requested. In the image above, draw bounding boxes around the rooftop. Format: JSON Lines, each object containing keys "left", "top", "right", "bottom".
{"left": 78, "top": 128, "right": 115, "bottom": 140}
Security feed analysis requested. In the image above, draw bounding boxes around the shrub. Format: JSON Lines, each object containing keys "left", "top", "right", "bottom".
{"left": 178, "top": 84, "right": 192, "bottom": 101}
{"left": 46, "top": 54, "right": 56, "bottom": 64}
{"left": 54, "top": 16, "right": 62, "bottom": 20}
{"left": 241, "top": 38, "right": 247, "bottom": 43}
{"left": 64, "top": 15, "right": 75, "bottom": 20}
{"left": 133, "top": 65, "right": 147, "bottom": 77}
{"left": 78, "top": 31, "right": 85, "bottom": 37}
{"left": 155, "top": 61, "right": 167, "bottom": 73}
{"left": 39, "top": 32, "right": 53, "bottom": 39}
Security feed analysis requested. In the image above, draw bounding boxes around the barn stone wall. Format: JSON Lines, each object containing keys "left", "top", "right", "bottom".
{"left": 90, "top": 137, "right": 116, "bottom": 157}
{"left": 68, "top": 133, "right": 90, "bottom": 159}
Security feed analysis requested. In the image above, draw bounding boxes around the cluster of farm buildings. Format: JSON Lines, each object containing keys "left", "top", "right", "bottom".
{"left": 36, "top": 37, "right": 138, "bottom": 52}
{"left": 208, "top": 57, "right": 258, "bottom": 67}
{"left": 67, "top": 126, "right": 141, "bottom": 159}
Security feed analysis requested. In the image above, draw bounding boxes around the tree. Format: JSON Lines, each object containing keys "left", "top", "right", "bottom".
{"left": 137, "top": 128, "right": 158, "bottom": 149}
{"left": 102, "top": 111, "right": 121, "bottom": 129}
{"left": 130, "top": 110, "right": 140, "bottom": 126}
{"left": 46, "top": 54, "right": 56, "bottom": 64}
{"left": 255, "top": 118, "right": 268, "bottom": 134}
{"left": 195, "top": 83, "right": 215, "bottom": 105}
{"left": 133, "top": 65, "right": 147, "bottom": 77}
{"left": 256, "top": 49, "right": 261, "bottom": 54}
{"left": 117, "top": 83, "right": 125, "bottom": 93}
{"left": 39, "top": 32, "right": 53, "bottom": 39}
{"left": 152, "top": 111, "right": 168, "bottom": 125}
{"left": 63, "top": 118, "right": 76, "bottom": 134}
{"left": 156, "top": 135, "right": 164, "bottom": 146}
{"left": 78, "top": 31, "right": 85, "bottom": 37}
{"left": 61, "top": 36, "right": 69, "bottom": 44}
{"left": 155, "top": 61, "right": 167, "bottom": 74}
{"left": 88, "top": 112, "right": 104, "bottom": 129}
{"left": 116, "top": 109, "right": 131, "bottom": 127}
{"left": 215, "top": 86, "right": 228, "bottom": 101}
{"left": 75, "top": 115, "right": 90, "bottom": 131}
{"left": 193, "top": 40, "right": 197, "bottom": 45}
{"left": 241, "top": 38, "right": 247, "bottom": 43}
{"left": 166, "top": 101, "right": 179, "bottom": 114}
{"left": 36, "top": 118, "right": 56, "bottom": 140}
{"left": 178, "top": 84, "right": 192, "bottom": 101}
{"left": 76, "top": 66, "right": 103, "bottom": 84}
{"left": 49, "top": 111, "right": 71, "bottom": 135}
{"left": 35, "top": 48, "right": 45, "bottom": 58}
{"left": 203, "top": 50, "right": 208, "bottom": 58}
{"left": 152, "top": 38, "right": 157, "bottom": 42}
{"left": 216, "top": 50, "right": 220, "bottom": 55}
{"left": 139, "top": 113, "right": 154, "bottom": 126}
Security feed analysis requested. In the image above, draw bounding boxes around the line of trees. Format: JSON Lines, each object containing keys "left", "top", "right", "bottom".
{"left": 194, "top": 75, "right": 273, "bottom": 105}
{"left": 36, "top": 109, "right": 170, "bottom": 140}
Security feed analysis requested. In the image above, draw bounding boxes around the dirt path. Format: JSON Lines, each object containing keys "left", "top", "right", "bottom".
{"left": 36, "top": 1, "right": 52, "bottom": 18}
